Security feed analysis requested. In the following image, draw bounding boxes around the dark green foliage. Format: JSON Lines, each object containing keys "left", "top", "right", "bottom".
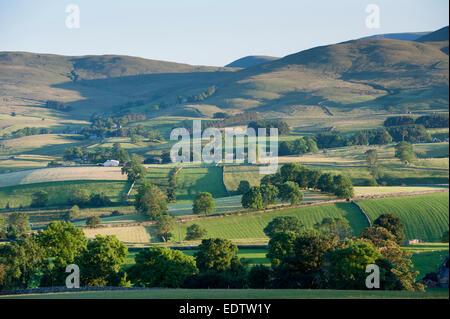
{"left": 7, "top": 212, "right": 31, "bottom": 234}
{"left": 193, "top": 192, "right": 216, "bottom": 216}
{"left": 241, "top": 186, "right": 264, "bottom": 210}
{"left": 332, "top": 174, "right": 354, "bottom": 199}
{"left": 373, "top": 214, "right": 406, "bottom": 244}
{"left": 314, "top": 217, "right": 352, "bottom": 240}
{"left": 194, "top": 238, "right": 240, "bottom": 273}
{"left": 248, "top": 265, "right": 272, "bottom": 288}
{"left": 387, "top": 124, "right": 431, "bottom": 143}
{"left": 76, "top": 235, "right": 127, "bottom": 287}
{"left": 237, "top": 180, "right": 251, "bottom": 195}
{"left": 264, "top": 216, "right": 304, "bottom": 238}
{"left": 248, "top": 120, "right": 290, "bottom": 136}
{"left": 31, "top": 190, "right": 49, "bottom": 208}
{"left": 415, "top": 114, "right": 449, "bottom": 128}
{"left": 395, "top": 141, "right": 414, "bottom": 165}
{"left": 121, "top": 155, "right": 146, "bottom": 182}
{"left": 260, "top": 184, "right": 279, "bottom": 207}
{"left": 134, "top": 184, "right": 168, "bottom": 220}
{"left": 278, "top": 181, "right": 303, "bottom": 205}
{"left": 155, "top": 214, "right": 176, "bottom": 242}
{"left": 185, "top": 224, "right": 208, "bottom": 240}
{"left": 384, "top": 116, "right": 414, "bottom": 127}
{"left": 267, "top": 231, "right": 297, "bottom": 268}
{"left": 128, "top": 247, "right": 197, "bottom": 288}
{"left": 279, "top": 137, "right": 318, "bottom": 156}
{"left": 86, "top": 216, "right": 102, "bottom": 228}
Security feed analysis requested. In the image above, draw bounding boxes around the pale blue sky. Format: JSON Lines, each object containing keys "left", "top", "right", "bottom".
{"left": 0, "top": 0, "right": 448, "bottom": 66}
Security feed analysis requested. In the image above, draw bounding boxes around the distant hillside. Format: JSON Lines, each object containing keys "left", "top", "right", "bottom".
{"left": 362, "top": 32, "right": 430, "bottom": 41}
{"left": 1, "top": 33, "right": 448, "bottom": 121}
{"left": 416, "top": 26, "right": 449, "bottom": 42}
{"left": 225, "top": 56, "right": 279, "bottom": 68}
{"left": 206, "top": 38, "right": 449, "bottom": 113}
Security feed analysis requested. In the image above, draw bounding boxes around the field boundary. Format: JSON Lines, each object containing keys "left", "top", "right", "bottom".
{"left": 351, "top": 200, "right": 372, "bottom": 226}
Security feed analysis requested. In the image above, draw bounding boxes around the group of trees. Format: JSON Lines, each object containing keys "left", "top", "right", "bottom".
{"left": 384, "top": 114, "right": 449, "bottom": 129}
{"left": 184, "top": 111, "right": 259, "bottom": 131}
{"left": 2, "top": 127, "right": 52, "bottom": 139}
{"left": 248, "top": 120, "right": 290, "bottom": 136}
{"left": 45, "top": 100, "right": 72, "bottom": 112}
{"left": 314, "top": 128, "right": 393, "bottom": 149}
{"left": 255, "top": 214, "right": 423, "bottom": 291}
{"left": 279, "top": 137, "right": 318, "bottom": 156}
{"left": 166, "top": 168, "right": 178, "bottom": 203}
{"left": 239, "top": 163, "right": 354, "bottom": 211}
{"left": 68, "top": 190, "right": 112, "bottom": 208}
{"left": 64, "top": 143, "right": 130, "bottom": 164}
{"left": 179, "top": 86, "right": 217, "bottom": 103}
{"left": 0, "top": 221, "right": 129, "bottom": 290}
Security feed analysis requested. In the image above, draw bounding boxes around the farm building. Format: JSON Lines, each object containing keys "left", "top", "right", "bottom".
{"left": 102, "top": 160, "right": 120, "bottom": 167}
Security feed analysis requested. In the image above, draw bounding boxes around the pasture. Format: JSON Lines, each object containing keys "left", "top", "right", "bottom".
{"left": 356, "top": 192, "right": 449, "bottom": 242}
{"left": 2, "top": 288, "right": 447, "bottom": 299}
{"left": 175, "top": 167, "right": 228, "bottom": 200}
{"left": 0, "top": 180, "right": 130, "bottom": 208}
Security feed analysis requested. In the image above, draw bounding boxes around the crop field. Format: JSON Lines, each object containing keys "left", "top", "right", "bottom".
{"left": 0, "top": 155, "right": 55, "bottom": 173}
{"left": 0, "top": 180, "right": 130, "bottom": 208}
{"left": 354, "top": 186, "right": 448, "bottom": 197}
{"left": 0, "top": 166, "right": 127, "bottom": 188}
{"left": 175, "top": 167, "right": 228, "bottom": 200}
{"left": 83, "top": 225, "right": 153, "bottom": 246}
{"left": 2, "top": 288, "right": 447, "bottom": 299}
{"left": 356, "top": 192, "right": 449, "bottom": 242}
{"left": 0, "top": 134, "right": 90, "bottom": 156}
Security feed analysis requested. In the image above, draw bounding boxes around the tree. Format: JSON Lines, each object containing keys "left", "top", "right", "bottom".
{"left": 280, "top": 163, "right": 303, "bottom": 182}
{"left": 69, "top": 189, "right": 91, "bottom": 207}
{"left": 121, "top": 154, "right": 146, "bottom": 182}
{"left": 373, "top": 214, "right": 406, "bottom": 244}
{"left": 248, "top": 265, "right": 272, "bottom": 288}
{"left": 365, "top": 149, "right": 378, "bottom": 167}
{"left": 323, "top": 239, "right": 381, "bottom": 289}
{"left": 0, "top": 215, "right": 6, "bottom": 230}
{"left": 332, "top": 174, "right": 354, "bottom": 199}
{"left": 194, "top": 238, "right": 240, "bottom": 273}
{"left": 68, "top": 205, "right": 81, "bottom": 220}
{"left": 8, "top": 212, "right": 31, "bottom": 234}
{"left": 0, "top": 236, "right": 45, "bottom": 289}
{"left": 86, "top": 215, "right": 101, "bottom": 228}
{"left": 241, "top": 187, "right": 264, "bottom": 210}
{"left": 76, "top": 235, "right": 127, "bottom": 286}
{"left": 264, "top": 216, "right": 303, "bottom": 238}
{"left": 63, "top": 146, "right": 83, "bottom": 161}
{"left": 111, "top": 143, "right": 130, "bottom": 163}
{"left": 307, "top": 169, "right": 322, "bottom": 189}
{"left": 128, "top": 247, "right": 197, "bottom": 288}
{"left": 237, "top": 180, "right": 251, "bottom": 195}
{"left": 317, "top": 173, "right": 334, "bottom": 193}
{"left": 193, "top": 192, "right": 216, "bottom": 216}
{"left": 155, "top": 214, "right": 176, "bottom": 242}
{"left": 278, "top": 181, "right": 303, "bottom": 205}
{"left": 273, "top": 230, "right": 336, "bottom": 288}
{"left": 31, "top": 190, "right": 49, "bottom": 208}
{"left": 185, "top": 224, "right": 207, "bottom": 240}
{"left": 314, "top": 217, "right": 352, "bottom": 240}
{"left": 89, "top": 193, "right": 112, "bottom": 207}
{"left": 395, "top": 141, "right": 414, "bottom": 165}
{"left": 442, "top": 230, "right": 449, "bottom": 243}
{"left": 267, "top": 231, "right": 297, "bottom": 268}
{"left": 37, "top": 221, "right": 87, "bottom": 286}
{"left": 359, "top": 226, "right": 397, "bottom": 249}
{"left": 134, "top": 184, "right": 168, "bottom": 220}
{"left": 161, "top": 151, "right": 172, "bottom": 164}
{"left": 260, "top": 184, "right": 279, "bottom": 207}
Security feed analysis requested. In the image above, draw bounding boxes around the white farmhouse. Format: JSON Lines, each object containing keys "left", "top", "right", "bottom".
{"left": 102, "top": 159, "right": 120, "bottom": 167}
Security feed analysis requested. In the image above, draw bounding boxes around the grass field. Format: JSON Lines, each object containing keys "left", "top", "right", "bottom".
{"left": 174, "top": 202, "right": 368, "bottom": 244}
{"left": 0, "top": 166, "right": 127, "bottom": 188}
{"left": 356, "top": 192, "right": 449, "bottom": 242}
{"left": 175, "top": 167, "right": 229, "bottom": 200}
{"left": 2, "top": 288, "right": 447, "bottom": 299}
{"left": 0, "top": 180, "right": 130, "bottom": 208}
{"left": 83, "top": 225, "right": 153, "bottom": 246}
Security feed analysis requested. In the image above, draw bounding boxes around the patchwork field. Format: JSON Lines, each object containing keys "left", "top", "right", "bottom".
{"left": 175, "top": 167, "right": 228, "bottom": 200}
{"left": 83, "top": 225, "right": 153, "bottom": 246}
{"left": 356, "top": 192, "right": 449, "bottom": 242}
{"left": 0, "top": 166, "right": 127, "bottom": 188}
{"left": 0, "top": 180, "right": 130, "bottom": 208}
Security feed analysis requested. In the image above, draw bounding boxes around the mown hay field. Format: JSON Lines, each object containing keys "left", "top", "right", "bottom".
{"left": 356, "top": 192, "right": 449, "bottom": 242}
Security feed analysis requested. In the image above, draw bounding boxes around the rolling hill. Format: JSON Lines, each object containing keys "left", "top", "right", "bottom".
{"left": 0, "top": 26, "right": 448, "bottom": 123}
{"left": 225, "top": 55, "right": 280, "bottom": 68}
{"left": 362, "top": 31, "right": 430, "bottom": 41}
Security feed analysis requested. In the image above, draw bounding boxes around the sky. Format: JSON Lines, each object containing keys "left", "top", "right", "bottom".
{"left": 0, "top": 0, "right": 448, "bottom": 66}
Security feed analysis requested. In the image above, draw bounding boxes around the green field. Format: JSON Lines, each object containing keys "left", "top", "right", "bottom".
{"left": 174, "top": 202, "right": 369, "bottom": 244}
{"left": 0, "top": 180, "right": 130, "bottom": 208}
{"left": 175, "top": 167, "right": 229, "bottom": 200}
{"left": 356, "top": 192, "right": 449, "bottom": 242}
{"left": 2, "top": 288, "right": 447, "bottom": 299}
